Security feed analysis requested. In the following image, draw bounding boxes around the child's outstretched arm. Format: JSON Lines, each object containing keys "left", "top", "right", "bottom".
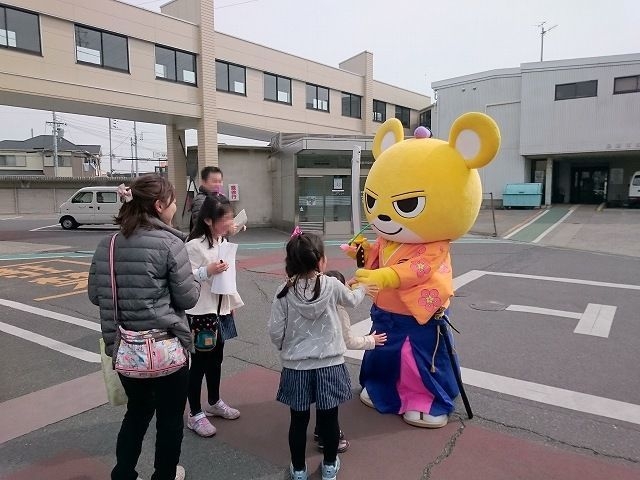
{"left": 334, "top": 278, "right": 367, "bottom": 308}
{"left": 268, "top": 295, "right": 287, "bottom": 350}
{"left": 339, "top": 307, "right": 386, "bottom": 350}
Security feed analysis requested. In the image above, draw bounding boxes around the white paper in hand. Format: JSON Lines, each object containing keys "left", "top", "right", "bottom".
{"left": 211, "top": 242, "right": 238, "bottom": 295}
{"left": 234, "top": 209, "right": 247, "bottom": 229}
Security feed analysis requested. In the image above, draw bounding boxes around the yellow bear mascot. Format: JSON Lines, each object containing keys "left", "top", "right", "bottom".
{"left": 353, "top": 112, "right": 500, "bottom": 427}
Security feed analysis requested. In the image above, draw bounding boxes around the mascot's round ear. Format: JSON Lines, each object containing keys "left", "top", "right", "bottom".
{"left": 372, "top": 118, "right": 405, "bottom": 159}
{"left": 448, "top": 112, "right": 500, "bottom": 170}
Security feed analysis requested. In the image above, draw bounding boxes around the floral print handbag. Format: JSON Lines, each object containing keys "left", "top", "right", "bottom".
{"left": 109, "top": 233, "right": 187, "bottom": 379}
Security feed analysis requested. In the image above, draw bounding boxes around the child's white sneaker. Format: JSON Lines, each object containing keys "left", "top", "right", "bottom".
{"left": 205, "top": 399, "right": 240, "bottom": 419}
{"left": 321, "top": 456, "right": 340, "bottom": 480}
{"left": 289, "top": 463, "right": 308, "bottom": 480}
{"left": 187, "top": 412, "right": 216, "bottom": 437}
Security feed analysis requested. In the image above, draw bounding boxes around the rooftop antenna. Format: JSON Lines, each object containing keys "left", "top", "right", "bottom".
{"left": 537, "top": 21, "right": 558, "bottom": 61}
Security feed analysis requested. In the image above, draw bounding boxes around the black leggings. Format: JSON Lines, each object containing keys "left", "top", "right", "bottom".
{"left": 289, "top": 407, "right": 339, "bottom": 471}
{"left": 187, "top": 330, "right": 224, "bottom": 415}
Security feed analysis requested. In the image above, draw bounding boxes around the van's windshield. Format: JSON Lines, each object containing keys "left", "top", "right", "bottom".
{"left": 71, "top": 192, "right": 93, "bottom": 203}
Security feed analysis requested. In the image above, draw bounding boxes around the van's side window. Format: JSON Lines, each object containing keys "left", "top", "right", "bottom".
{"left": 71, "top": 192, "right": 93, "bottom": 203}
{"left": 97, "top": 192, "right": 117, "bottom": 203}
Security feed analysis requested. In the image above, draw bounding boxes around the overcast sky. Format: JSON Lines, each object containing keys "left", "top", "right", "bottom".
{"left": 1, "top": 0, "right": 638, "bottom": 172}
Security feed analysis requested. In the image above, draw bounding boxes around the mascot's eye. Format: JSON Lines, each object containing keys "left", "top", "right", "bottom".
{"left": 393, "top": 196, "right": 426, "bottom": 218}
{"left": 365, "top": 193, "right": 377, "bottom": 211}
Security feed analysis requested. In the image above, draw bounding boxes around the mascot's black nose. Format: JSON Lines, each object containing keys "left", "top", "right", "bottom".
{"left": 378, "top": 214, "right": 391, "bottom": 222}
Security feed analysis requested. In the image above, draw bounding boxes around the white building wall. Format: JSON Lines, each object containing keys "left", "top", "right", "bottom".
{"left": 432, "top": 70, "right": 526, "bottom": 199}
{"left": 520, "top": 54, "right": 640, "bottom": 156}
{"left": 217, "top": 148, "right": 272, "bottom": 226}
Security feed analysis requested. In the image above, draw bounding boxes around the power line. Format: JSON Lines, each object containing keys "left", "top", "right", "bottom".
{"left": 215, "top": 0, "right": 262, "bottom": 9}
{"left": 129, "top": 0, "right": 263, "bottom": 9}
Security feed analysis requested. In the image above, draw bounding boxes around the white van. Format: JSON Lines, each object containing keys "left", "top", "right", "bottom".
{"left": 59, "top": 186, "right": 122, "bottom": 229}
{"left": 629, "top": 171, "right": 640, "bottom": 207}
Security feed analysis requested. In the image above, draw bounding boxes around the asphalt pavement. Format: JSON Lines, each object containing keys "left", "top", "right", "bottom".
{"left": 1, "top": 205, "right": 639, "bottom": 479}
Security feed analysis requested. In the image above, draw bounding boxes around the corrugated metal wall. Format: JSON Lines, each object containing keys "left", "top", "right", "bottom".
{"left": 432, "top": 73, "right": 526, "bottom": 199}
{"left": 520, "top": 58, "right": 640, "bottom": 156}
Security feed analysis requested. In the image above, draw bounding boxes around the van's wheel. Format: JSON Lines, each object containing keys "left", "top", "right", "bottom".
{"left": 60, "top": 216, "right": 78, "bottom": 230}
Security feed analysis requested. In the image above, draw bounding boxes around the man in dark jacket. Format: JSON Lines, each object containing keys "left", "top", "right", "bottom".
{"left": 190, "top": 166, "right": 223, "bottom": 231}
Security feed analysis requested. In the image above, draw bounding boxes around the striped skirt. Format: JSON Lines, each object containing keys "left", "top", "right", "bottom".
{"left": 276, "top": 364, "right": 352, "bottom": 411}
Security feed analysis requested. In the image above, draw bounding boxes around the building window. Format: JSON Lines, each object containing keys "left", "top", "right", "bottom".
{"left": 554, "top": 80, "right": 597, "bottom": 100}
{"left": 373, "top": 100, "right": 386, "bottom": 122}
{"left": 613, "top": 75, "right": 640, "bottom": 94}
{"left": 75, "top": 25, "right": 129, "bottom": 72}
{"left": 0, "top": 5, "right": 41, "bottom": 54}
{"left": 264, "top": 73, "right": 291, "bottom": 104}
{"left": 395, "top": 105, "right": 411, "bottom": 128}
{"left": 44, "top": 155, "right": 71, "bottom": 167}
{"left": 0, "top": 154, "right": 26, "bottom": 167}
{"left": 155, "top": 45, "right": 197, "bottom": 85}
{"left": 216, "top": 60, "right": 246, "bottom": 95}
{"left": 419, "top": 110, "right": 431, "bottom": 129}
{"left": 306, "top": 84, "right": 329, "bottom": 112}
{"left": 341, "top": 92, "right": 361, "bottom": 118}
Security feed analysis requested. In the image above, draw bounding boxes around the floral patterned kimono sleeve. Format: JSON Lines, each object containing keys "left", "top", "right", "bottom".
{"left": 390, "top": 241, "right": 453, "bottom": 324}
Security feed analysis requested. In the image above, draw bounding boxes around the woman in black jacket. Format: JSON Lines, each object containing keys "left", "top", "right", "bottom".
{"left": 89, "top": 174, "right": 200, "bottom": 480}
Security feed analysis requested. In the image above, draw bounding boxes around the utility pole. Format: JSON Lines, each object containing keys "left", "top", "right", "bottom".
{"left": 53, "top": 112, "right": 58, "bottom": 178}
{"left": 46, "top": 112, "right": 65, "bottom": 178}
{"left": 130, "top": 138, "right": 135, "bottom": 177}
{"left": 133, "top": 121, "right": 139, "bottom": 177}
{"left": 537, "top": 21, "right": 558, "bottom": 62}
{"left": 108, "top": 118, "right": 118, "bottom": 176}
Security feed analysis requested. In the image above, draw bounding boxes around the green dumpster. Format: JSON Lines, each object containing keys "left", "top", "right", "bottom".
{"left": 502, "top": 183, "right": 543, "bottom": 208}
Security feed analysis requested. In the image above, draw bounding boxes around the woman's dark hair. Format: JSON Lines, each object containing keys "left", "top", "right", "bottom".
{"left": 276, "top": 232, "right": 325, "bottom": 301}
{"left": 324, "top": 270, "right": 345, "bottom": 285}
{"left": 115, "top": 174, "right": 175, "bottom": 238}
{"left": 187, "top": 193, "right": 234, "bottom": 246}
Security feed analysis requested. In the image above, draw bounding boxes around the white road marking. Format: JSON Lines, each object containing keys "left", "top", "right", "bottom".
{"left": 573, "top": 303, "right": 616, "bottom": 338}
{"left": 532, "top": 206, "right": 577, "bottom": 243}
{"left": 0, "top": 321, "right": 100, "bottom": 363}
{"left": 0, "top": 254, "right": 92, "bottom": 261}
{"left": 460, "top": 367, "right": 640, "bottom": 426}
{"left": 0, "top": 299, "right": 101, "bottom": 331}
{"left": 29, "top": 224, "right": 60, "bottom": 231}
{"left": 453, "top": 270, "right": 487, "bottom": 290}
{"left": 506, "top": 304, "right": 581, "bottom": 319}
{"left": 0, "top": 216, "right": 23, "bottom": 220}
{"left": 507, "top": 303, "right": 616, "bottom": 338}
{"left": 503, "top": 209, "right": 549, "bottom": 239}
{"left": 482, "top": 270, "right": 640, "bottom": 290}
